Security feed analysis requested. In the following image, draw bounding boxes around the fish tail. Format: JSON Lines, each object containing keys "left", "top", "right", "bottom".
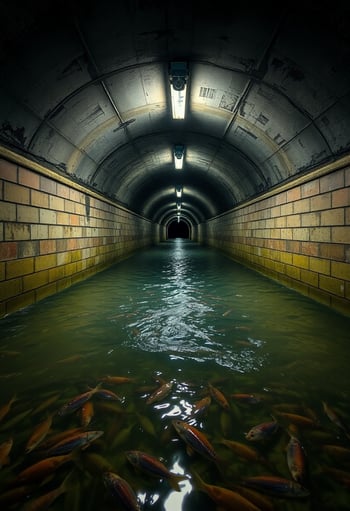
{"left": 189, "top": 468, "right": 205, "bottom": 491}
{"left": 169, "top": 474, "right": 188, "bottom": 491}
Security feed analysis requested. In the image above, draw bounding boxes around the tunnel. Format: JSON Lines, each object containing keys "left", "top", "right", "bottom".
{"left": 0, "top": 0, "right": 349, "bottom": 319}
{"left": 167, "top": 220, "right": 190, "bottom": 239}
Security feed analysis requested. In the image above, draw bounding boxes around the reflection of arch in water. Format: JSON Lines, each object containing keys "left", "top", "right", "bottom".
{"left": 167, "top": 218, "right": 191, "bottom": 239}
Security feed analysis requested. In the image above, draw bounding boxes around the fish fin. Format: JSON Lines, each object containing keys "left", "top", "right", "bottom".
{"left": 169, "top": 474, "right": 188, "bottom": 492}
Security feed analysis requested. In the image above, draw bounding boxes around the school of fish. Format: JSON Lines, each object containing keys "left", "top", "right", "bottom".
{"left": 0, "top": 371, "right": 349, "bottom": 511}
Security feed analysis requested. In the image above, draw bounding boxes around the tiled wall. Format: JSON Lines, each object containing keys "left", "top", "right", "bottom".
{"left": 204, "top": 157, "right": 350, "bottom": 317}
{"left": 0, "top": 154, "right": 154, "bottom": 318}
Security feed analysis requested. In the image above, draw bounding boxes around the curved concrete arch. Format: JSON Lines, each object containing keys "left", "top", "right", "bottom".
{"left": 0, "top": 0, "right": 349, "bottom": 225}
{"left": 155, "top": 203, "right": 202, "bottom": 226}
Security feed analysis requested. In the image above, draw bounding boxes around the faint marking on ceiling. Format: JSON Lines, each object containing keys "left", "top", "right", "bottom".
{"left": 199, "top": 87, "right": 216, "bottom": 99}
{"left": 78, "top": 105, "right": 105, "bottom": 126}
{"left": 59, "top": 56, "right": 85, "bottom": 80}
{"left": 219, "top": 92, "right": 239, "bottom": 112}
{"left": 274, "top": 133, "right": 286, "bottom": 146}
{"left": 256, "top": 87, "right": 274, "bottom": 101}
{"left": 236, "top": 125, "right": 257, "bottom": 139}
{"left": 257, "top": 113, "right": 269, "bottom": 125}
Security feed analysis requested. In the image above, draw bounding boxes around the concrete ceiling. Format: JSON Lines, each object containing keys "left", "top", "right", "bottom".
{"left": 1, "top": 0, "right": 350, "bottom": 225}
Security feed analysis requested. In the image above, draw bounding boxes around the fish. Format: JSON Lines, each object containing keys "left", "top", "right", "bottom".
{"left": 146, "top": 381, "right": 173, "bottom": 405}
{"left": 220, "top": 439, "right": 272, "bottom": 468}
{"left": 230, "top": 484, "right": 275, "bottom": 511}
{"left": 191, "top": 395, "right": 212, "bottom": 417}
{"left": 172, "top": 420, "right": 218, "bottom": 463}
{"left": 0, "top": 394, "right": 17, "bottom": 422}
{"left": 99, "top": 375, "right": 134, "bottom": 384}
{"left": 245, "top": 418, "right": 279, "bottom": 442}
{"left": 322, "top": 401, "right": 350, "bottom": 436}
{"left": 14, "top": 452, "right": 75, "bottom": 484}
{"left": 103, "top": 471, "right": 141, "bottom": 511}
{"left": 38, "top": 427, "right": 84, "bottom": 450}
{"left": 25, "top": 413, "right": 54, "bottom": 453}
{"left": 286, "top": 434, "right": 307, "bottom": 484}
{"left": 208, "top": 383, "right": 230, "bottom": 411}
{"left": 191, "top": 469, "right": 261, "bottom": 511}
{"left": 241, "top": 475, "right": 310, "bottom": 498}
{"left": 32, "top": 394, "right": 60, "bottom": 416}
{"left": 56, "top": 354, "right": 83, "bottom": 363}
{"left": 80, "top": 401, "right": 94, "bottom": 427}
{"left": 0, "top": 350, "right": 21, "bottom": 357}
{"left": 274, "top": 411, "right": 319, "bottom": 428}
{"left": 321, "top": 466, "right": 350, "bottom": 487}
{"left": 0, "top": 407, "right": 33, "bottom": 432}
{"left": 0, "top": 437, "right": 13, "bottom": 468}
{"left": 81, "top": 452, "right": 114, "bottom": 476}
{"left": 125, "top": 450, "right": 188, "bottom": 491}
{"left": 46, "top": 430, "right": 104, "bottom": 456}
{"left": 21, "top": 470, "right": 73, "bottom": 511}
{"left": 95, "top": 388, "right": 123, "bottom": 401}
{"left": 322, "top": 444, "right": 350, "bottom": 460}
{"left": 231, "top": 393, "right": 262, "bottom": 405}
{"left": 136, "top": 413, "right": 156, "bottom": 436}
{"left": 58, "top": 383, "right": 101, "bottom": 415}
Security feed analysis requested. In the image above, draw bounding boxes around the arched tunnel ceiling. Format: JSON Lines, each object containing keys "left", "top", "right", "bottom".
{"left": 1, "top": 0, "right": 350, "bottom": 224}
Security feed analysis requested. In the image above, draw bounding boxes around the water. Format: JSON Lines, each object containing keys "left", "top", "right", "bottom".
{"left": 0, "top": 239, "right": 350, "bottom": 510}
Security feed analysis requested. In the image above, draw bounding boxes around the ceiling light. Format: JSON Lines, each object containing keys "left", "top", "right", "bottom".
{"left": 174, "top": 144, "right": 185, "bottom": 170}
{"left": 175, "top": 186, "right": 182, "bottom": 198}
{"left": 169, "top": 62, "right": 188, "bottom": 120}
{"left": 177, "top": 202, "right": 181, "bottom": 210}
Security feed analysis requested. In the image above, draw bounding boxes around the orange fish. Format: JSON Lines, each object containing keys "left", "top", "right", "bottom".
{"left": 15, "top": 453, "right": 74, "bottom": 484}
{"left": 172, "top": 420, "right": 218, "bottom": 463}
{"left": 245, "top": 419, "right": 279, "bottom": 442}
{"left": 286, "top": 434, "right": 307, "bottom": 484}
{"left": 322, "top": 466, "right": 350, "bottom": 487}
{"left": 323, "top": 444, "right": 350, "bottom": 460}
{"left": 25, "top": 414, "right": 54, "bottom": 453}
{"left": 275, "top": 412, "right": 318, "bottom": 428}
{"left": 231, "top": 393, "right": 262, "bottom": 405}
{"left": 99, "top": 375, "right": 134, "bottom": 384}
{"left": 322, "top": 401, "right": 350, "bottom": 436}
{"left": 208, "top": 383, "right": 230, "bottom": 411}
{"left": 220, "top": 439, "right": 271, "bottom": 468}
{"left": 80, "top": 401, "right": 94, "bottom": 427}
{"left": 58, "top": 383, "right": 101, "bottom": 415}
{"left": 21, "top": 470, "right": 72, "bottom": 511}
{"left": 241, "top": 475, "right": 310, "bottom": 497}
{"left": 103, "top": 471, "right": 141, "bottom": 511}
{"left": 0, "top": 395, "right": 17, "bottom": 422}
{"left": 191, "top": 395, "right": 212, "bottom": 417}
{"left": 191, "top": 469, "right": 260, "bottom": 511}
{"left": 146, "top": 381, "right": 173, "bottom": 405}
{"left": 125, "top": 450, "right": 188, "bottom": 491}
{"left": 0, "top": 438, "right": 13, "bottom": 468}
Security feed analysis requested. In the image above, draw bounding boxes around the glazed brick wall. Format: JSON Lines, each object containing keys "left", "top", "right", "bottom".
{"left": 204, "top": 160, "right": 350, "bottom": 317}
{"left": 0, "top": 156, "right": 155, "bottom": 318}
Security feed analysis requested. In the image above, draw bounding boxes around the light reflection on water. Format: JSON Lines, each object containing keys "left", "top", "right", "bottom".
{"left": 0, "top": 239, "right": 350, "bottom": 511}
{"left": 121, "top": 240, "right": 267, "bottom": 373}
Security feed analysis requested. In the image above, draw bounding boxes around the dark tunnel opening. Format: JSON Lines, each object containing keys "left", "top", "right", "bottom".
{"left": 167, "top": 220, "right": 190, "bottom": 239}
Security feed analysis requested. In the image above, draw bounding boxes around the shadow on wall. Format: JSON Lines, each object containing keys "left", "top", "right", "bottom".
{"left": 168, "top": 220, "right": 189, "bottom": 238}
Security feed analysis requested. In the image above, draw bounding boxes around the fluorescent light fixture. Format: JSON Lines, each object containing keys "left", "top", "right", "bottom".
{"left": 169, "top": 62, "right": 188, "bottom": 120}
{"left": 175, "top": 186, "right": 182, "bottom": 198}
{"left": 177, "top": 202, "right": 181, "bottom": 210}
{"left": 174, "top": 144, "right": 185, "bottom": 170}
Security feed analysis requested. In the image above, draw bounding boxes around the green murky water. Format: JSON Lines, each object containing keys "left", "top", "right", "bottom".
{"left": 0, "top": 239, "right": 350, "bottom": 510}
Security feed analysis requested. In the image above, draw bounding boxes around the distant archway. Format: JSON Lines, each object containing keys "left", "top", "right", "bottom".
{"left": 167, "top": 220, "right": 190, "bottom": 239}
